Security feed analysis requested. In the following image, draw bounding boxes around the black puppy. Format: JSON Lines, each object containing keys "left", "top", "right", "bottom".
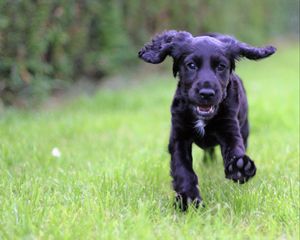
{"left": 138, "top": 30, "right": 276, "bottom": 210}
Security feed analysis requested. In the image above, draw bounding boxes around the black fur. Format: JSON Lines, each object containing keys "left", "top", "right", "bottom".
{"left": 138, "top": 30, "right": 276, "bottom": 211}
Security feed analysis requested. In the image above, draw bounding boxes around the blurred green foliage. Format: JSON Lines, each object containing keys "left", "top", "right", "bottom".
{"left": 0, "top": 0, "right": 298, "bottom": 105}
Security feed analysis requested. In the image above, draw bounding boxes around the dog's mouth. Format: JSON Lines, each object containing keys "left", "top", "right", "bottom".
{"left": 195, "top": 104, "right": 216, "bottom": 118}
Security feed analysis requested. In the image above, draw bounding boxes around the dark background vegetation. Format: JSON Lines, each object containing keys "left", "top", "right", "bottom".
{"left": 0, "top": 0, "right": 298, "bottom": 106}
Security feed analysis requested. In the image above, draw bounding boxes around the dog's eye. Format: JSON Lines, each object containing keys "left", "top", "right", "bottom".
{"left": 217, "top": 63, "right": 227, "bottom": 71}
{"left": 187, "top": 62, "right": 197, "bottom": 70}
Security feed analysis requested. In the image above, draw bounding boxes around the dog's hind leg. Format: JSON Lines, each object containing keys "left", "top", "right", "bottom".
{"left": 202, "top": 147, "right": 216, "bottom": 163}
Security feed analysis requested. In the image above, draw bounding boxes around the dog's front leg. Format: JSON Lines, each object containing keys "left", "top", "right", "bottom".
{"left": 216, "top": 119, "right": 256, "bottom": 184}
{"left": 168, "top": 133, "right": 202, "bottom": 210}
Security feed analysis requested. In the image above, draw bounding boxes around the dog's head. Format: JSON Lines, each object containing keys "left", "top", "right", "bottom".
{"left": 139, "top": 30, "right": 276, "bottom": 120}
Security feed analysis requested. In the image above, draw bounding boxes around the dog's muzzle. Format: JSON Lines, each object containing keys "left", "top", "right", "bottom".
{"left": 193, "top": 88, "right": 219, "bottom": 119}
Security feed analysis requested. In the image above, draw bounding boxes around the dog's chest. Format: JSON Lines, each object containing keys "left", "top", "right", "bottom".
{"left": 194, "top": 119, "right": 206, "bottom": 137}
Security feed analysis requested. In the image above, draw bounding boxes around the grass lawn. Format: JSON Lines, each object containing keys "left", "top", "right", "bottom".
{"left": 0, "top": 45, "right": 299, "bottom": 239}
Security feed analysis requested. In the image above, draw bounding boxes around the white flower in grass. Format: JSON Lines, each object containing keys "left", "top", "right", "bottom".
{"left": 51, "top": 147, "right": 61, "bottom": 158}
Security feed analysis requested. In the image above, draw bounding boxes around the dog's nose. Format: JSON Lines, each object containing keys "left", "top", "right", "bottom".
{"left": 199, "top": 88, "right": 215, "bottom": 99}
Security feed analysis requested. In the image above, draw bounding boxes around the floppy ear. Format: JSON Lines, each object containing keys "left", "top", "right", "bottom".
{"left": 234, "top": 42, "right": 276, "bottom": 60}
{"left": 208, "top": 33, "right": 276, "bottom": 60}
{"left": 138, "top": 30, "right": 192, "bottom": 64}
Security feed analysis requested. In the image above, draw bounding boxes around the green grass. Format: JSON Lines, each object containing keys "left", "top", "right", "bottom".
{"left": 0, "top": 45, "right": 299, "bottom": 239}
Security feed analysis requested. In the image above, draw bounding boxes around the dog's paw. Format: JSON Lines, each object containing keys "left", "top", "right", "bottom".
{"left": 225, "top": 155, "right": 256, "bottom": 184}
{"left": 174, "top": 192, "right": 204, "bottom": 211}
